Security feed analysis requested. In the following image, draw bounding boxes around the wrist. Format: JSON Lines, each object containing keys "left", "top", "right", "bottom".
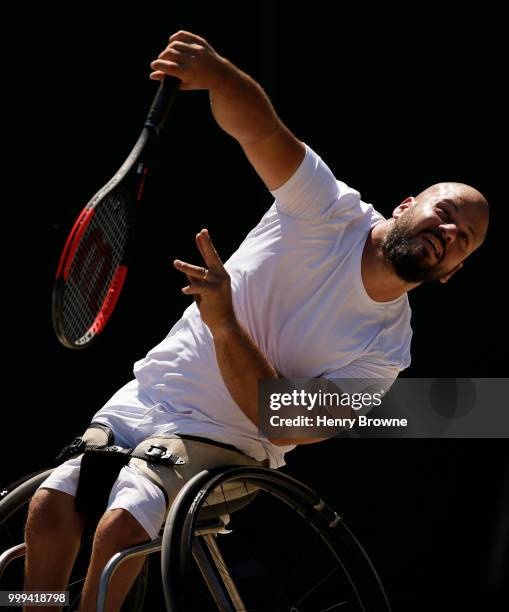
{"left": 209, "top": 317, "right": 241, "bottom": 341}
{"left": 209, "top": 58, "right": 243, "bottom": 95}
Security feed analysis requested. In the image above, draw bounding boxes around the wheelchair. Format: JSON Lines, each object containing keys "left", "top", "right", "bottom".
{"left": 1, "top": 459, "right": 392, "bottom": 611}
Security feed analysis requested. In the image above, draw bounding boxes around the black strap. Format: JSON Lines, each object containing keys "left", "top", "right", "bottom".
{"left": 75, "top": 447, "right": 132, "bottom": 534}
{"left": 74, "top": 444, "right": 187, "bottom": 533}
{"left": 55, "top": 437, "right": 87, "bottom": 463}
{"left": 62, "top": 432, "right": 248, "bottom": 534}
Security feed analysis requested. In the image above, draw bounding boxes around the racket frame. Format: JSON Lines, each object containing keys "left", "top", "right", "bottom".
{"left": 52, "top": 77, "right": 179, "bottom": 349}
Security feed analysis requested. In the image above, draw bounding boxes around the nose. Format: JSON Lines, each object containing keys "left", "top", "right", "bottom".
{"left": 439, "top": 223, "right": 458, "bottom": 244}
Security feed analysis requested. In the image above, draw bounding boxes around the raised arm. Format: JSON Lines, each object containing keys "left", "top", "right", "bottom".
{"left": 150, "top": 30, "right": 306, "bottom": 191}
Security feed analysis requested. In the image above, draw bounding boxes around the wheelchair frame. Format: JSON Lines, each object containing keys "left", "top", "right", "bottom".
{"left": 0, "top": 465, "right": 392, "bottom": 612}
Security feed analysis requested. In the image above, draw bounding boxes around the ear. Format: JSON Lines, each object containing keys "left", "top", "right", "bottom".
{"left": 392, "top": 196, "right": 415, "bottom": 219}
{"left": 439, "top": 262, "right": 464, "bottom": 284}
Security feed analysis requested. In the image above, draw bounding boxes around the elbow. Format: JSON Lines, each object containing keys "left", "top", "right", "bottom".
{"left": 268, "top": 437, "right": 297, "bottom": 446}
{"left": 268, "top": 438, "right": 286, "bottom": 446}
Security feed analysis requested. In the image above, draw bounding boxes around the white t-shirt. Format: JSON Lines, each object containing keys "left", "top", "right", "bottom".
{"left": 132, "top": 143, "right": 413, "bottom": 467}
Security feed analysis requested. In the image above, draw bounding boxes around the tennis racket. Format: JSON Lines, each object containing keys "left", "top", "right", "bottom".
{"left": 52, "top": 76, "right": 180, "bottom": 349}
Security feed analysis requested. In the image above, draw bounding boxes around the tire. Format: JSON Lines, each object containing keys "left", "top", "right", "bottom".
{"left": 161, "top": 466, "right": 392, "bottom": 612}
{"left": 0, "top": 469, "right": 148, "bottom": 611}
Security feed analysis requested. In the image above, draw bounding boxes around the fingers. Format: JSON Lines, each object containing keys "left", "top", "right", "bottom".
{"left": 196, "top": 229, "right": 224, "bottom": 267}
{"left": 168, "top": 30, "right": 207, "bottom": 45}
{"left": 174, "top": 259, "right": 211, "bottom": 281}
{"left": 150, "top": 31, "right": 221, "bottom": 91}
{"left": 149, "top": 40, "right": 202, "bottom": 82}
{"left": 195, "top": 229, "right": 208, "bottom": 262}
{"left": 174, "top": 229, "right": 226, "bottom": 296}
{"left": 150, "top": 58, "right": 187, "bottom": 78}
{"left": 181, "top": 280, "right": 208, "bottom": 295}
{"left": 158, "top": 42, "right": 201, "bottom": 62}
{"left": 165, "top": 41, "right": 203, "bottom": 55}
{"left": 149, "top": 70, "right": 166, "bottom": 81}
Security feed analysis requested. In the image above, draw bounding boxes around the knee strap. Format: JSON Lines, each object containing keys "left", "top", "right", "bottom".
{"left": 128, "top": 435, "right": 268, "bottom": 520}
{"left": 70, "top": 425, "right": 187, "bottom": 532}
{"left": 64, "top": 428, "right": 268, "bottom": 533}
{"left": 75, "top": 446, "right": 132, "bottom": 533}
{"left": 55, "top": 422, "right": 114, "bottom": 463}
{"left": 64, "top": 423, "right": 120, "bottom": 533}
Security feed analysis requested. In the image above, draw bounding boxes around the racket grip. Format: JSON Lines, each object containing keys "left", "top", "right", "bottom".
{"left": 144, "top": 76, "right": 181, "bottom": 134}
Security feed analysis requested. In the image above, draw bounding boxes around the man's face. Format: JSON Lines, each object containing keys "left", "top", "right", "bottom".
{"left": 381, "top": 187, "right": 489, "bottom": 284}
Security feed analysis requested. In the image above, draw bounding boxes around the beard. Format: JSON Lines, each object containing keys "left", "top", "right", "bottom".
{"left": 381, "top": 209, "right": 444, "bottom": 283}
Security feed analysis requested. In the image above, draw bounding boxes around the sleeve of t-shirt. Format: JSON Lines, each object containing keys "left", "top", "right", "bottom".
{"left": 270, "top": 143, "right": 361, "bottom": 220}
{"left": 322, "top": 357, "right": 403, "bottom": 397}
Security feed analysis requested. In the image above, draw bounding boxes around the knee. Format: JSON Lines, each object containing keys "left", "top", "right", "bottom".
{"left": 26, "top": 489, "right": 80, "bottom": 538}
{"left": 93, "top": 509, "right": 150, "bottom": 551}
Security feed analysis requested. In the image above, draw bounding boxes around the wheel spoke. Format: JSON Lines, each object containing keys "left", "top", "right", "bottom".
{"left": 319, "top": 600, "right": 353, "bottom": 611}
{"left": 162, "top": 467, "right": 391, "bottom": 612}
{"left": 293, "top": 565, "right": 341, "bottom": 607}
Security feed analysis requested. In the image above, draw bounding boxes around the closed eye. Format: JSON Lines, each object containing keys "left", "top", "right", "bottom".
{"left": 438, "top": 206, "right": 451, "bottom": 221}
{"left": 438, "top": 206, "right": 469, "bottom": 247}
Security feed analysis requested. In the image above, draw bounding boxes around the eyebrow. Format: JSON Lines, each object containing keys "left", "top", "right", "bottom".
{"left": 448, "top": 200, "right": 476, "bottom": 245}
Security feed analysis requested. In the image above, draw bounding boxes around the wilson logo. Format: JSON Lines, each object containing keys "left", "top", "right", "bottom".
{"left": 74, "top": 229, "right": 113, "bottom": 314}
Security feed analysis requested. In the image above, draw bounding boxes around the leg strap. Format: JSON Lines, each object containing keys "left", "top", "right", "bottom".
{"left": 128, "top": 435, "right": 269, "bottom": 521}
{"left": 54, "top": 422, "right": 114, "bottom": 463}
{"left": 75, "top": 446, "right": 131, "bottom": 533}
{"left": 68, "top": 423, "right": 120, "bottom": 533}
{"left": 59, "top": 425, "right": 269, "bottom": 534}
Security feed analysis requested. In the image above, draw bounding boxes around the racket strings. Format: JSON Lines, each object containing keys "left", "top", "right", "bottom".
{"left": 62, "top": 193, "right": 129, "bottom": 343}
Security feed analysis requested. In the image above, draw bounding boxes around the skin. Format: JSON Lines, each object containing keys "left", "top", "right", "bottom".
{"left": 173, "top": 229, "right": 235, "bottom": 332}
{"left": 174, "top": 191, "right": 490, "bottom": 322}
{"left": 362, "top": 183, "right": 490, "bottom": 301}
{"left": 22, "top": 33, "right": 492, "bottom": 612}
{"left": 149, "top": 32, "right": 490, "bottom": 307}
{"left": 150, "top": 31, "right": 491, "bottom": 433}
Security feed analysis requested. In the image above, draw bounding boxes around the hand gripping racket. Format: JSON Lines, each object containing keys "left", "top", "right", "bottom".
{"left": 52, "top": 76, "right": 180, "bottom": 349}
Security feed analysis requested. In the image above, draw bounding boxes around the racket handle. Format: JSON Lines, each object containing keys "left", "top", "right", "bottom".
{"left": 144, "top": 76, "right": 181, "bottom": 134}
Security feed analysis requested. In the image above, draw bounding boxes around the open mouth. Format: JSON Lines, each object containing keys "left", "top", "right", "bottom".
{"left": 420, "top": 232, "right": 443, "bottom": 260}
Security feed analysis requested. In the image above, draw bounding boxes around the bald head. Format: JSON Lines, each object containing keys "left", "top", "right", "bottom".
{"left": 415, "top": 182, "right": 489, "bottom": 248}
{"left": 382, "top": 181, "right": 490, "bottom": 285}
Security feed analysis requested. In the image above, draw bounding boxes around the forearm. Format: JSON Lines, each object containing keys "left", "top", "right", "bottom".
{"left": 211, "top": 320, "right": 278, "bottom": 427}
{"left": 150, "top": 32, "right": 302, "bottom": 189}
{"left": 210, "top": 60, "right": 283, "bottom": 145}
{"left": 210, "top": 320, "right": 327, "bottom": 445}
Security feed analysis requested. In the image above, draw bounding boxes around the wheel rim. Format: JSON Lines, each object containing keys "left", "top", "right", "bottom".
{"left": 0, "top": 469, "right": 147, "bottom": 612}
{"left": 162, "top": 467, "right": 391, "bottom": 612}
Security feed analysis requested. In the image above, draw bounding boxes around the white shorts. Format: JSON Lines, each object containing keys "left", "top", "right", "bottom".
{"left": 39, "top": 456, "right": 167, "bottom": 541}
{"left": 39, "top": 379, "right": 268, "bottom": 540}
{"left": 38, "top": 379, "right": 169, "bottom": 540}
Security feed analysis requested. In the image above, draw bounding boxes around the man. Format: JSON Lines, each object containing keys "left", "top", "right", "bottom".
{"left": 23, "top": 31, "right": 489, "bottom": 611}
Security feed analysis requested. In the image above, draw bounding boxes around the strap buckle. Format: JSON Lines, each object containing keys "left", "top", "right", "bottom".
{"left": 145, "top": 444, "right": 186, "bottom": 466}
{"left": 55, "top": 437, "right": 87, "bottom": 463}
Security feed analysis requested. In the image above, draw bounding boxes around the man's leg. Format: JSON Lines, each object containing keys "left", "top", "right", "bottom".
{"left": 79, "top": 509, "right": 150, "bottom": 612}
{"left": 24, "top": 488, "right": 85, "bottom": 612}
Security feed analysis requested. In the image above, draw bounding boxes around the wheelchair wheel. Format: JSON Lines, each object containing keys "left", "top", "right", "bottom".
{"left": 0, "top": 469, "right": 55, "bottom": 586}
{"left": 162, "top": 465, "right": 392, "bottom": 612}
{"left": 0, "top": 469, "right": 148, "bottom": 612}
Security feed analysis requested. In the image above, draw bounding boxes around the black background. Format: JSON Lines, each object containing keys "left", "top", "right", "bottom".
{"left": 4, "top": 2, "right": 508, "bottom": 610}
